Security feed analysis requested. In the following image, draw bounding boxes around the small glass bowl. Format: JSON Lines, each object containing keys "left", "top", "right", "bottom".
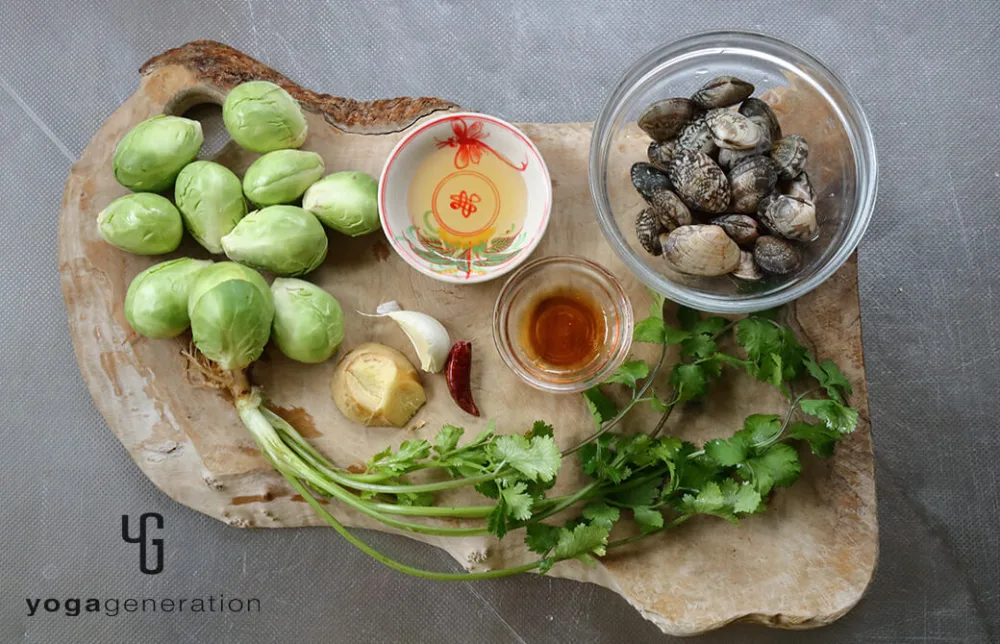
{"left": 492, "top": 255, "right": 633, "bottom": 393}
{"left": 590, "top": 31, "right": 878, "bottom": 313}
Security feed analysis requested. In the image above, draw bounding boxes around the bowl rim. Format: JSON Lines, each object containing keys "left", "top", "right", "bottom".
{"left": 378, "top": 111, "right": 553, "bottom": 285}
{"left": 589, "top": 30, "right": 879, "bottom": 313}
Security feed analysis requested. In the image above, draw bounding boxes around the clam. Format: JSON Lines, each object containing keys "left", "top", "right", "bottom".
{"left": 661, "top": 224, "right": 741, "bottom": 276}
{"left": 779, "top": 171, "right": 815, "bottom": 202}
{"left": 759, "top": 194, "right": 819, "bottom": 241}
{"left": 648, "top": 188, "right": 692, "bottom": 229}
{"left": 733, "top": 250, "right": 763, "bottom": 281}
{"left": 771, "top": 134, "right": 809, "bottom": 179}
{"left": 710, "top": 214, "right": 758, "bottom": 248}
{"left": 638, "top": 98, "right": 698, "bottom": 142}
{"left": 636, "top": 208, "right": 664, "bottom": 256}
{"left": 667, "top": 150, "right": 731, "bottom": 213}
{"left": 647, "top": 139, "right": 678, "bottom": 171}
{"left": 739, "top": 98, "right": 782, "bottom": 141}
{"left": 675, "top": 116, "right": 718, "bottom": 156}
{"left": 630, "top": 162, "right": 672, "bottom": 201}
{"left": 706, "top": 109, "right": 764, "bottom": 150}
{"left": 754, "top": 236, "right": 800, "bottom": 275}
{"left": 729, "top": 156, "right": 779, "bottom": 214}
{"left": 691, "top": 75, "right": 755, "bottom": 110}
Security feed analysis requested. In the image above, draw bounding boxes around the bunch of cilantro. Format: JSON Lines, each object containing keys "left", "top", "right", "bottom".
{"left": 264, "top": 296, "right": 859, "bottom": 580}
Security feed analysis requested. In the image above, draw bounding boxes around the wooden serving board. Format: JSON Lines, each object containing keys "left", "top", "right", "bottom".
{"left": 58, "top": 41, "right": 877, "bottom": 636}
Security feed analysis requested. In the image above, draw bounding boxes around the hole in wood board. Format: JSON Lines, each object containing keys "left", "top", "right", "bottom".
{"left": 182, "top": 103, "right": 230, "bottom": 160}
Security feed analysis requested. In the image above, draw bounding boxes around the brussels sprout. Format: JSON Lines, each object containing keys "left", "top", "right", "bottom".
{"left": 96, "top": 193, "right": 184, "bottom": 255}
{"left": 112, "top": 115, "right": 203, "bottom": 192}
{"left": 174, "top": 161, "right": 247, "bottom": 253}
{"left": 124, "top": 258, "right": 213, "bottom": 338}
{"left": 188, "top": 262, "right": 274, "bottom": 370}
{"left": 221, "top": 205, "right": 328, "bottom": 276}
{"left": 302, "top": 171, "right": 381, "bottom": 236}
{"left": 270, "top": 278, "right": 344, "bottom": 363}
{"left": 242, "top": 150, "right": 325, "bottom": 206}
{"left": 222, "top": 81, "right": 308, "bottom": 153}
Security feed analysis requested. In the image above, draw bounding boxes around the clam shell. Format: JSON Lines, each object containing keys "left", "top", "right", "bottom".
{"left": 638, "top": 98, "right": 698, "bottom": 142}
{"left": 779, "top": 171, "right": 815, "bottom": 202}
{"left": 635, "top": 208, "right": 664, "bottom": 256}
{"left": 647, "top": 139, "right": 678, "bottom": 171}
{"left": 754, "top": 236, "right": 801, "bottom": 275}
{"left": 729, "top": 156, "right": 779, "bottom": 214}
{"left": 630, "top": 162, "right": 672, "bottom": 201}
{"left": 739, "top": 98, "right": 782, "bottom": 141}
{"left": 710, "top": 214, "right": 759, "bottom": 248}
{"left": 771, "top": 134, "right": 809, "bottom": 180}
{"left": 675, "top": 116, "right": 718, "bottom": 156}
{"left": 667, "top": 150, "right": 731, "bottom": 214}
{"left": 661, "top": 224, "right": 741, "bottom": 276}
{"left": 648, "top": 188, "right": 692, "bottom": 228}
{"left": 691, "top": 75, "right": 755, "bottom": 110}
{"left": 733, "top": 250, "right": 763, "bottom": 281}
{"left": 759, "top": 194, "right": 819, "bottom": 241}
{"left": 706, "top": 109, "right": 764, "bottom": 150}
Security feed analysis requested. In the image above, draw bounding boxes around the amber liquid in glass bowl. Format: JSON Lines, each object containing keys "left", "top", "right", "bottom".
{"left": 521, "top": 288, "right": 605, "bottom": 371}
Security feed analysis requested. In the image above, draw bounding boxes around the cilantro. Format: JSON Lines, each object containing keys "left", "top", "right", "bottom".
{"left": 670, "top": 363, "right": 707, "bottom": 401}
{"left": 581, "top": 501, "right": 620, "bottom": 530}
{"left": 603, "top": 359, "right": 650, "bottom": 388}
{"left": 366, "top": 439, "right": 431, "bottom": 474}
{"left": 679, "top": 482, "right": 735, "bottom": 523}
{"left": 646, "top": 287, "right": 666, "bottom": 320}
{"left": 800, "top": 399, "right": 859, "bottom": 434}
{"left": 649, "top": 395, "right": 670, "bottom": 412}
{"left": 554, "top": 523, "right": 610, "bottom": 562}
{"left": 704, "top": 435, "right": 748, "bottom": 466}
{"left": 434, "top": 425, "right": 464, "bottom": 454}
{"left": 805, "top": 356, "right": 853, "bottom": 404}
{"left": 526, "top": 420, "right": 554, "bottom": 439}
{"left": 500, "top": 482, "right": 534, "bottom": 521}
{"left": 677, "top": 305, "right": 701, "bottom": 330}
{"left": 632, "top": 506, "right": 665, "bottom": 533}
{"left": 742, "top": 414, "right": 782, "bottom": 445}
{"left": 737, "top": 318, "right": 782, "bottom": 360}
{"left": 583, "top": 387, "right": 618, "bottom": 427}
{"left": 489, "top": 434, "right": 561, "bottom": 482}
{"left": 787, "top": 421, "right": 840, "bottom": 458}
{"left": 681, "top": 334, "right": 717, "bottom": 359}
{"left": 633, "top": 317, "right": 666, "bottom": 344}
{"left": 609, "top": 478, "right": 662, "bottom": 508}
{"left": 721, "top": 479, "right": 762, "bottom": 514}
{"left": 525, "top": 523, "right": 560, "bottom": 555}
{"left": 745, "top": 443, "right": 801, "bottom": 495}
{"left": 692, "top": 316, "right": 729, "bottom": 335}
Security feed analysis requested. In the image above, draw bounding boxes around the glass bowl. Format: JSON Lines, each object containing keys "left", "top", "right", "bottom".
{"left": 589, "top": 31, "right": 877, "bottom": 313}
{"left": 493, "top": 255, "right": 633, "bottom": 393}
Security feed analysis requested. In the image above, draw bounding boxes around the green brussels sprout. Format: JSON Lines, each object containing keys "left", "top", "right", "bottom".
{"left": 221, "top": 205, "right": 328, "bottom": 276}
{"left": 112, "top": 115, "right": 203, "bottom": 192}
{"left": 270, "top": 278, "right": 344, "bottom": 363}
{"left": 188, "top": 262, "right": 274, "bottom": 370}
{"left": 302, "top": 171, "right": 381, "bottom": 236}
{"left": 242, "top": 150, "right": 325, "bottom": 206}
{"left": 124, "top": 258, "right": 213, "bottom": 338}
{"left": 96, "top": 193, "right": 184, "bottom": 255}
{"left": 222, "top": 81, "right": 308, "bottom": 153}
{"left": 174, "top": 161, "right": 247, "bottom": 253}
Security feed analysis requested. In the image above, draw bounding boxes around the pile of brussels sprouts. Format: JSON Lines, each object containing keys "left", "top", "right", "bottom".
{"left": 99, "top": 80, "right": 380, "bottom": 368}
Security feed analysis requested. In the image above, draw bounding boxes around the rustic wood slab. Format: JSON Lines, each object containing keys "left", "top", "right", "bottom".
{"left": 58, "top": 41, "right": 877, "bottom": 636}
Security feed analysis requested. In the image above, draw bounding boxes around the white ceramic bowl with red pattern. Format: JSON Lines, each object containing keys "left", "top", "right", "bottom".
{"left": 378, "top": 112, "right": 552, "bottom": 284}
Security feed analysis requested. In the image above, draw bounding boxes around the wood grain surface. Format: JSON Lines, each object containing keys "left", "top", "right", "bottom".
{"left": 58, "top": 41, "right": 876, "bottom": 636}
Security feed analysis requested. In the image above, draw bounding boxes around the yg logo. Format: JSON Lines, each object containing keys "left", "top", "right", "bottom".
{"left": 121, "top": 513, "right": 164, "bottom": 575}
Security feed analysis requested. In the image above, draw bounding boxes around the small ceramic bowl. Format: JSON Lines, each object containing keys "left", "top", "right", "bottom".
{"left": 378, "top": 112, "right": 552, "bottom": 284}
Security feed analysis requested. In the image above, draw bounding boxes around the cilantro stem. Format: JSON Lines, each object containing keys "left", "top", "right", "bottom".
{"left": 366, "top": 502, "right": 494, "bottom": 518}
{"left": 605, "top": 515, "right": 691, "bottom": 549}
{"left": 515, "top": 481, "right": 600, "bottom": 526}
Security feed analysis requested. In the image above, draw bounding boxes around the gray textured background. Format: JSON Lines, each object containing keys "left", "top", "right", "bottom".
{"left": 2, "top": 1, "right": 998, "bottom": 642}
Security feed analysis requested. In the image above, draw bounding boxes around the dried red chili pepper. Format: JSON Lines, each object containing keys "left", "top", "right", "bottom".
{"left": 444, "top": 340, "right": 479, "bottom": 417}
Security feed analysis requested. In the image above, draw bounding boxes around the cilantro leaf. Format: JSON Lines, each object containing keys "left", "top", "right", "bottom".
{"left": 716, "top": 353, "right": 751, "bottom": 369}
{"left": 608, "top": 478, "right": 661, "bottom": 508}
{"left": 499, "top": 482, "right": 534, "bottom": 521}
{"left": 632, "top": 507, "right": 665, "bottom": 533}
{"left": 737, "top": 318, "right": 781, "bottom": 361}
{"left": 487, "top": 499, "right": 508, "bottom": 538}
{"left": 693, "top": 316, "right": 729, "bottom": 335}
{"left": 680, "top": 334, "right": 717, "bottom": 359}
{"left": 434, "top": 425, "right": 464, "bottom": 454}
{"left": 583, "top": 387, "right": 618, "bottom": 427}
{"left": 526, "top": 420, "right": 554, "bottom": 439}
{"left": 554, "top": 523, "right": 610, "bottom": 561}
{"left": 633, "top": 317, "right": 666, "bottom": 344}
{"left": 580, "top": 435, "right": 631, "bottom": 484}
{"left": 649, "top": 395, "right": 670, "bottom": 412}
{"left": 800, "top": 399, "right": 859, "bottom": 434}
{"left": 804, "top": 356, "right": 853, "bottom": 404}
{"left": 394, "top": 490, "right": 436, "bottom": 507}
{"left": 663, "top": 326, "right": 692, "bottom": 344}
{"left": 777, "top": 327, "right": 808, "bottom": 381}
{"left": 677, "top": 306, "right": 701, "bottom": 330}
{"left": 704, "top": 434, "right": 748, "bottom": 466}
{"left": 679, "top": 481, "right": 737, "bottom": 523}
{"left": 525, "top": 523, "right": 560, "bottom": 555}
{"left": 743, "top": 414, "right": 782, "bottom": 445}
{"left": 720, "top": 479, "right": 762, "bottom": 514}
{"left": 489, "top": 434, "right": 561, "bottom": 482}
{"left": 670, "top": 363, "right": 707, "bottom": 401}
{"left": 581, "top": 501, "right": 620, "bottom": 530}
{"left": 787, "top": 421, "right": 840, "bottom": 458}
{"left": 603, "top": 359, "right": 650, "bottom": 388}
{"left": 647, "top": 287, "right": 665, "bottom": 319}
{"left": 671, "top": 444, "right": 723, "bottom": 493}
{"left": 746, "top": 443, "right": 801, "bottom": 495}
{"left": 367, "top": 439, "right": 431, "bottom": 474}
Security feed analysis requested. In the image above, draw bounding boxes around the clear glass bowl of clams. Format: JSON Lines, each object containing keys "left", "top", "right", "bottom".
{"left": 590, "top": 31, "right": 877, "bottom": 313}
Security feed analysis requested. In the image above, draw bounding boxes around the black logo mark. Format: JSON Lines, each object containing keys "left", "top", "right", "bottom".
{"left": 121, "top": 513, "right": 164, "bottom": 575}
